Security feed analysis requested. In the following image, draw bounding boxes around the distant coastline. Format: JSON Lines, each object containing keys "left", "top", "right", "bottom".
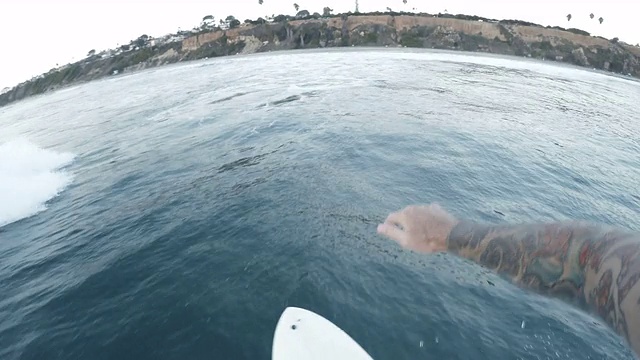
{"left": 2, "top": 11, "right": 639, "bottom": 107}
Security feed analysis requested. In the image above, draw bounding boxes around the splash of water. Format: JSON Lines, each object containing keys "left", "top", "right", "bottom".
{"left": 0, "top": 138, "right": 75, "bottom": 227}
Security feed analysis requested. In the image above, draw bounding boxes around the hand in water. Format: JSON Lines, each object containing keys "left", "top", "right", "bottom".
{"left": 378, "top": 204, "right": 640, "bottom": 357}
{"left": 377, "top": 204, "right": 458, "bottom": 253}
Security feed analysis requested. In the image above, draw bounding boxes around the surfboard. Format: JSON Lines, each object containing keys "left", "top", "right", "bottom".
{"left": 272, "top": 307, "right": 373, "bottom": 360}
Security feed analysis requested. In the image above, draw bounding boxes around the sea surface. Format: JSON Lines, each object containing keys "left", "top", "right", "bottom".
{"left": 1, "top": 49, "right": 639, "bottom": 360}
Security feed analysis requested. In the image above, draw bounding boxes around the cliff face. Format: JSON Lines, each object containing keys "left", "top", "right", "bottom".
{"left": 180, "top": 15, "right": 639, "bottom": 77}
{"left": 2, "top": 14, "right": 639, "bottom": 107}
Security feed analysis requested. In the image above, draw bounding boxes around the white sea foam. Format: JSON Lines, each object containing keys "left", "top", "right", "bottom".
{"left": 0, "top": 139, "right": 75, "bottom": 228}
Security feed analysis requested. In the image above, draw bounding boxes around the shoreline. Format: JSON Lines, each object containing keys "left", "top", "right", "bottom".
{"left": 5, "top": 48, "right": 637, "bottom": 112}
{"left": 2, "top": 13, "right": 639, "bottom": 107}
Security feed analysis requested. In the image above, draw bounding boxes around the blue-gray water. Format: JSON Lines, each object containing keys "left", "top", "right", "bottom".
{"left": 1, "top": 49, "right": 639, "bottom": 360}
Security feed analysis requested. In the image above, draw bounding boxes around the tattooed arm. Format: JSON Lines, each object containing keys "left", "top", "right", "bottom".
{"left": 448, "top": 221, "right": 640, "bottom": 355}
{"left": 377, "top": 205, "right": 640, "bottom": 356}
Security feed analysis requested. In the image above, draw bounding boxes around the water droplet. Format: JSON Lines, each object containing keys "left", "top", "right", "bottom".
{"left": 521, "top": 320, "right": 526, "bottom": 329}
{"left": 435, "top": 336, "right": 439, "bottom": 344}
{"left": 419, "top": 340, "right": 424, "bottom": 348}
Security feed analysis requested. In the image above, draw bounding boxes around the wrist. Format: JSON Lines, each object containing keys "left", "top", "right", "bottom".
{"left": 430, "top": 217, "right": 459, "bottom": 253}
{"left": 446, "top": 219, "right": 482, "bottom": 254}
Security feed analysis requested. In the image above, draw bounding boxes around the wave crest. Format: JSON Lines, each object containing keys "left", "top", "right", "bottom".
{"left": 0, "top": 139, "right": 75, "bottom": 227}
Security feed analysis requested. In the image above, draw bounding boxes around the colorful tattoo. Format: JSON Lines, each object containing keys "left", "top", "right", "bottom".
{"left": 447, "top": 221, "right": 640, "bottom": 355}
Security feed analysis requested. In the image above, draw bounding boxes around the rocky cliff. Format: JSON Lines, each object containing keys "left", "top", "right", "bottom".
{"left": 2, "top": 14, "right": 639, "bottom": 107}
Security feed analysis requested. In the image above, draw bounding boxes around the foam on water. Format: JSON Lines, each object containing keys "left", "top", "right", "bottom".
{"left": 0, "top": 138, "right": 75, "bottom": 227}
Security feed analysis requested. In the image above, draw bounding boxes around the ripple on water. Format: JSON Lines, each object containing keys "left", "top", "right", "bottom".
{"left": 0, "top": 49, "right": 638, "bottom": 360}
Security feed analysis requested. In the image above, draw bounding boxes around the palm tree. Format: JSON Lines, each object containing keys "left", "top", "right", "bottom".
{"left": 566, "top": 14, "right": 572, "bottom": 21}
{"left": 589, "top": 13, "right": 594, "bottom": 19}
{"left": 598, "top": 17, "right": 604, "bottom": 24}
{"left": 294, "top": 3, "right": 299, "bottom": 11}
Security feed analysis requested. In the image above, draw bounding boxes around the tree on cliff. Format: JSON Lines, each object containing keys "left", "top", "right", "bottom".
{"left": 87, "top": 49, "right": 96, "bottom": 57}
{"left": 258, "top": 0, "right": 263, "bottom": 4}
{"left": 134, "top": 34, "right": 149, "bottom": 48}
{"left": 590, "top": 13, "right": 595, "bottom": 19}
{"left": 224, "top": 15, "right": 241, "bottom": 29}
{"left": 322, "top": 7, "right": 333, "bottom": 17}
{"left": 293, "top": 3, "right": 299, "bottom": 11}
{"left": 566, "top": 14, "right": 572, "bottom": 21}
{"left": 245, "top": 17, "right": 267, "bottom": 25}
{"left": 273, "top": 14, "right": 288, "bottom": 22}
{"left": 296, "top": 10, "right": 310, "bottom": 19}
{"left": 202, "top": 15, "right": 215, "bottom": 30}
{"left": 403, "top": 0, "right": 407, "bottom": 4}
{"left": 599, "top": 17, "right": 604, "bottom": 24}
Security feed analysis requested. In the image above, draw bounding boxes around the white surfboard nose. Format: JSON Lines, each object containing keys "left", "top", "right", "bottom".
{"left": 272, "top": 307, "right": 373, "bottom": 360}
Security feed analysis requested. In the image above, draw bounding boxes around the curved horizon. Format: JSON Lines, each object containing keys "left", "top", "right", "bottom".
{"left": 0, "top": 0, "right": 638, "bottom": 89}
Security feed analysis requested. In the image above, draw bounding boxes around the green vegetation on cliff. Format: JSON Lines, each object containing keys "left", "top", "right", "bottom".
{"left": 2, "top": 11, "right": 639, "bottom": 107}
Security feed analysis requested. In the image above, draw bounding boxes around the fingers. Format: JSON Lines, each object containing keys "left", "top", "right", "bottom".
{"left": 384, "top": 211, "right": 405, "bottom": 228}
{"left": 378, "top": 210, "right": 408, "bottom": 246}
{"left": 377, "top": 223, "right": 407, "bottom": 245}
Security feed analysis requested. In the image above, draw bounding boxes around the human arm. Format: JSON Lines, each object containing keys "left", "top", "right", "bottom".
{"left": 377, "top": 204, "right": 640, "bottom": 356}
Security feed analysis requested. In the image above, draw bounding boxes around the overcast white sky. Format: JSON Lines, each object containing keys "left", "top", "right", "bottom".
{"left": 0, "top": 0, "right": 637, "bottom": 89}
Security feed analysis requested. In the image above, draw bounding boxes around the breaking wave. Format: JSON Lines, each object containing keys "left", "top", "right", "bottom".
{"left": 0, "top": 139, "right": 75, "bottom": 227}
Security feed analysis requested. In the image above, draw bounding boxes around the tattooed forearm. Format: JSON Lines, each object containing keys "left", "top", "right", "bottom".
{"left": 447, "top": 221, "right": 640, "bottom": 356}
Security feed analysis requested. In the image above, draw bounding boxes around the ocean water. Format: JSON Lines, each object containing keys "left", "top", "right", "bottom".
{"left": 0, "top": 49, "right": 639, "bottom": 360}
